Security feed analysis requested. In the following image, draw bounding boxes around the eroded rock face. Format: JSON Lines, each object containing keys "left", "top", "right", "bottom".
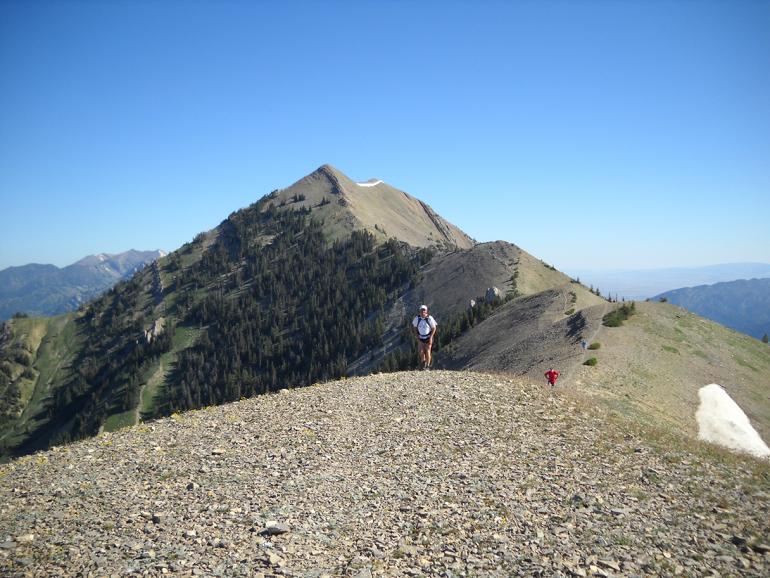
{"left": 143, "top": 317, "right": 165, "bottom": 343}
{"left": 1, "top": 371, "right": 767, "bottom": 577}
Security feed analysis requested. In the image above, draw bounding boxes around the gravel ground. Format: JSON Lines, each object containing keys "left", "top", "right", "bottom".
{"left": 1, "top": 370, "right": 768, "bottom": 577}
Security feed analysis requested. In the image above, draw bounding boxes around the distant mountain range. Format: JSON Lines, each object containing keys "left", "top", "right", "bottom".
{"left": 0, "top": 250, "right": 166, "bottom": 321}
{"left": 654, "top": 278, "right": 770, "bottom": 340}
{"left": 567, "top": 263, "right": 770, "bottom": 300}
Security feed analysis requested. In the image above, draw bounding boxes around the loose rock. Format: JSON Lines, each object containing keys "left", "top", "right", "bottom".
{"left": 0, "top": 371, "right": 767, "bottom": 577}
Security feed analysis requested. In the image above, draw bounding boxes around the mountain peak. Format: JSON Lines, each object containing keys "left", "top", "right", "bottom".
{"left": 316, "top": 163, "right": 343, "bottom": 177}
{"left": 306, "top": 163, "right": 350, "bottom": 189}
{"left": 308, "top": 164, "right": 384, "bottom": 193}
{"left": 276, "top": 165, "right": 475, "bottom": 250}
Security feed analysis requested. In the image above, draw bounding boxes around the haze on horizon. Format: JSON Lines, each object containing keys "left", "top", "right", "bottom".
{"left": 1, "top": 1, "right": 768, "bottom": 272}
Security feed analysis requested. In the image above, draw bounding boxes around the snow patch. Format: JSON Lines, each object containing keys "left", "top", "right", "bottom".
{"left": 696, "top": 384, "right": 770, "bottom": 458}
{"left": 356, "top": 180, "right": 383, "bottom": 188}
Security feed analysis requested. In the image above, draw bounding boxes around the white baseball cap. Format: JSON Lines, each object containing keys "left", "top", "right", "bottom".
{"left": 420, "top": 305, "right": 428, "bottom": 311}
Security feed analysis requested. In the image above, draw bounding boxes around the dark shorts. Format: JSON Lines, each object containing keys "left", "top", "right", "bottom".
{"left": 419, "top": 336, "right": 431, "bottom": 343}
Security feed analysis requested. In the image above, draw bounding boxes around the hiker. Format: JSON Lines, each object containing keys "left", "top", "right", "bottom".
{"left": 545, "top": 367, "right": 560, "bottom": 387}
{"left": 580, "top": 339, "right": 588, "bottom": 350}
{"left": 412, "top": 304, "right": 438, "bottom": 370}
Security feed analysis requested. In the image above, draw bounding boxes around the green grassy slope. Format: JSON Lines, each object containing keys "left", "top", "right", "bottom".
{"left": 570, "top": 301, "right": 770, "bottom": 441}
{"left": 0, "top": 314, "right": 81, "bottom": 456}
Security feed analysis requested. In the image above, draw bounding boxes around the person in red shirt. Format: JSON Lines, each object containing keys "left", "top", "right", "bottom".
{"left": 544, "top": 368, "right": 560, "bottom": 387}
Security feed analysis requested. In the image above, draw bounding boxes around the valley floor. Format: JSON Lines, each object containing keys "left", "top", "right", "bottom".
{"left": 0, "top": 371, "right": 768, "bottom": 577}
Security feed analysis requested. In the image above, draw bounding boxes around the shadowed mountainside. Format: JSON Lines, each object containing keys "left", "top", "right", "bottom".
{"left": 438, "top": 288, "right": 606, "bottom": 379}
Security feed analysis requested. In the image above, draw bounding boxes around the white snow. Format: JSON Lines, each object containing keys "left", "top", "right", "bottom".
{"left": 356, "top": 180, "right": 383, "bottom": 188}
{"left": 696, "top": 384, "right": 770, "bottom": 458}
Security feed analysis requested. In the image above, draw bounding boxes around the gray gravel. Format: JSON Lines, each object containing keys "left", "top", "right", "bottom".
{"left": 1, "top": 370, "right": 768, "bottom": 577}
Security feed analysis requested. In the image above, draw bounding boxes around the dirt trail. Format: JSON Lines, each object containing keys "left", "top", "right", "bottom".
{"left": 559, "top": 302, "right": 608, "bottom": 388}
{"left": 136, "top": 357, "right": 165, "bottom": 424}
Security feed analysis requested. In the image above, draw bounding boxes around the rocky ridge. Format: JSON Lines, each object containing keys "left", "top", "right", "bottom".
{"left": 1, "top": 371, "right": 768, "bottom": 577}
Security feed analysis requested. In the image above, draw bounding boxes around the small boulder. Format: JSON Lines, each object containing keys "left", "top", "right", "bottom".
{"left": 267, "top": 552, "right": 284, "bottom": 566}
{"left": 485, "top": 287, "right": 502, "bottom": 302}
{"left": 260, "top": 521, "right": 290, "bottom": 536}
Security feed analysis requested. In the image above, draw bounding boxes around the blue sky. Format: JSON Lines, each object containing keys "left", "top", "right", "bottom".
{"left": 1, "top": 0, "right": 768, "bottom": 271}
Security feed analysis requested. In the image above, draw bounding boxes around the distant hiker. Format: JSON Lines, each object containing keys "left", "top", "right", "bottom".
{"left": 545, "top": 368, "right": 560, "bottom": 387}
{"left": 580, "top": 339, "right": 588, "bottom": 350}
{"left": 413, "top": 304, "right": 438, "bottom": 370}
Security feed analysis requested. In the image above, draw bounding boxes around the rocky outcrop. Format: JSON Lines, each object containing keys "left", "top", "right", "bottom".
{"left": 485, "top": 286, "right": 502, "bottom": 302}
{"left": 150, "top": 261, "right": 163, "bottom": 305}
{"left": 317, "top": 164, "right": 345, "bottom": 197}
{"left": 143, "top": 317, "right": 165, "bottom": 343}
